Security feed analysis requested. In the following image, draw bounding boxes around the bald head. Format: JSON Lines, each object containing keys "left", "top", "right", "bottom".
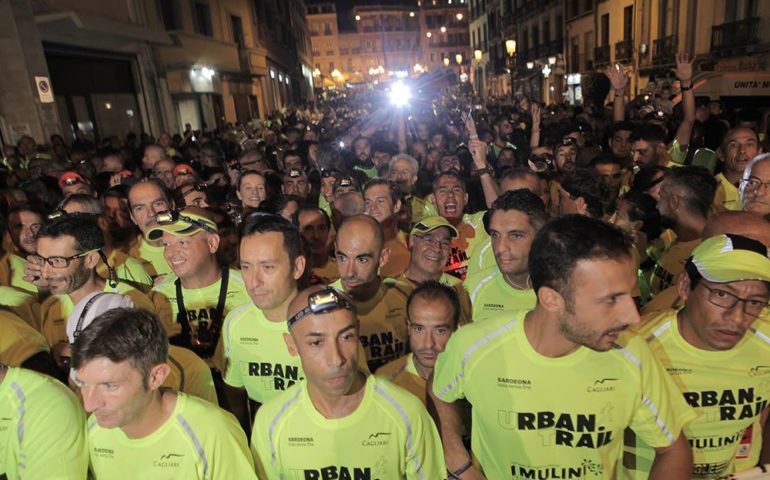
{"left": 703, "top": 211, "right": 770, "bottom": 246}
{"left": 334, "top": 192, "right": 365, "bottom": 218}
{"left": 337, "top": 214, "right": 384, "bottom": 252}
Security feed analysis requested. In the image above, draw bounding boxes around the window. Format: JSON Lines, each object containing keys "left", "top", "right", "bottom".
{"left": 158, "top": 0, "right": 181, "bottom": 30}
{"left": 192, "top": 1, "right": 212, "bottom": 36}
{"left": 543, "top": 19, "right": 550, "bottom": 43}
{"left": 600, "top": 14, "right": 609, "bottom": 46}
{"left": 659, "top": 0, "right": 677, "bottom": 37}
{"left": 231, "top": 15, "right": 245, "bottom": 47}
{"left": 623, "top": 6, "right": 633, "bottom": 41}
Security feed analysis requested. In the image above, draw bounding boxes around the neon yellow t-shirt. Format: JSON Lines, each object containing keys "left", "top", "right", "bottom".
{"left": 410, "top": 194, "right": 438, "bottom": 223}
{"left": 628, "top": 309, "right": 770, "bottom": 478}
{"left": 7, "top": 254, "right": 37, "bottom": 295}
{"left": 166, "top": 345, "right": 218, "bottom": 405}
{"left": 40, "top": 282, "right": 155, "bottom": 348}
{"left": 127, "top": 236, "right": 172, "bottom": 278}
{"left": 98, "top": 249, "right": 154, "bottom": 293}
{"left": 0, "top": 285, "right": 40, "bottom": 330}
{"left": 223, "top": 302, "right": 370, "bottom": 404}
{"left": 252, "top": 375, "right": 445, "bottom": 480}
{"left": 332, "top": 278, "right": 410, "bottom": 372}
{"left": 714, "top": 172, "right": 742, "bottom": 211}
{"left": 88, "top": 391, "right": 255, "bottom": 479}
{"left": 151, "top": 269, "right": 250, "bottom": 370}
{"left": 649, "top": 238, "right": 701, "bottom": 295}
{"left": 0, "top": 310, "right": 49, "bottom": 367}
{"left": 375, "top": 353, "right": 427, "bottom": 405}
{"left": 223, "top": 302, "right": 305, "bottom": 404}
{"left": 432, "top": 310, "right": 696, "bottom": 479}
{"left": 0, "top": 367, "right": 88, "bottom": 480}
{"left": 463, "top": 266, "right": 537, "bottom": 322}
{"left": 465, "top": 238, "right": 496, "bottom": 278}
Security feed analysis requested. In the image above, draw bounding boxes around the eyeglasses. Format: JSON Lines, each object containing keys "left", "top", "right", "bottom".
{"left": 155, "top": 210, "right": 217, "bottom": 234}
{"left": 414, "top": 234, "right": 452, "bottom": 250}
{"left": 701, "top": 284, "right": 770, "bottom": 318}
{"left": 287, "top": 287, "right": 355, "bottom": 330}
{"left": 29, "top": 249, "right": 99, "bottom": 268}
{"left": 741, "top": 178, "right": 770, "bottom": 192}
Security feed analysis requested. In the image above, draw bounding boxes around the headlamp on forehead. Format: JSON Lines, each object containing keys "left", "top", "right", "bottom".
{"left": 287, "top": 287, "right": 355, "bottom": 330}
{"left": 155, "top": 210, "right": 217, "bottom": 234}
{"left": 63, "top": 177, "right": 83, "bottom": 186}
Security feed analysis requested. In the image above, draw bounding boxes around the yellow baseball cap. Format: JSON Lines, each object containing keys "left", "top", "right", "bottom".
{"left": 689, "top": 234, "right": 770, "bottom": 283}
{"left": 146, "top": 207, "right": 218, "bottom": 241}
{"left": 410, "top": 216, "right": 458, "bottom": 238}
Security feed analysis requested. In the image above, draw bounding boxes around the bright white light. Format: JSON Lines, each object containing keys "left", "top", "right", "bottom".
{"left": 201, "top": 67, "right": 215, "bottom": 79}
{"left": 409, "top": 11, "right": 415, "bottom": 17}
{"left": 440, "top": 26, "right": 446, "bottom": 33}
{"left": 426, "top": 32, "right": 432, "bottom": 38}
{"left": 389, "top": 81, "right": 411, "bottom": 107}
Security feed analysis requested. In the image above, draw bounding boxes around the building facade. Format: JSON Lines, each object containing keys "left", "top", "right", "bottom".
{"left": 306, "top": 0, "right": 470, "bottom": 89}
{"left": 0, "top": 0, "right": 312, "bottom": 146}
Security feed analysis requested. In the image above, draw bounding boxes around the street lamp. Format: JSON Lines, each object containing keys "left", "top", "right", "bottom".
{"left": 474, "top": 49, "right": 482, "bottom": 62}
{"left": 443, "top": 57, "right": 450, "bottom": 67}
{"left": 455, "top": 53, "right": 463, "bottom": 65}
{"left": 505, "top": 39, "right": 517, "bottom": 98}
{"left": 440, "top": 26, "right": 447, "bottom": 33}
{"left": 426, "top": 32, "right": 432, "bottom": 38}
{"left": 456, "top": 13, "right": 463, "bottom": 20}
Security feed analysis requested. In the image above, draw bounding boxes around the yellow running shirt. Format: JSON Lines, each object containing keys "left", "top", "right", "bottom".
{"left": 375, "top": 353, "right": 426, "bottom": 404}
{"left": 0, "top": 367, "right": 88, "bottom": 480}
{"left": 0, "top": 310, "right": 49, "bottom": 367}
{"left": 628, "top": 309, "right": 770, "bottom": 478}
{"left": 223, "top": 302, "right": 371, "bottom": 404}
{"left": 127, "top": 235, "right": 172, "bottom": 278}
{"left": 332, "top": 278, "right": 410, "bottom": 371}
{"left": 151, "top": 269, "right": 250, "bottom": 371}
{"left": 87, "top": 391, "right": 256, "bottom": 479}
{"left": 98, "top": 249, "right": 153, "bottom": 293}
{"left": 40, "top": 283, "right": 155, "bottom": 348}
{"left": 7, "top": 254, "right": 36, "bottom": 295}
{"left": 0, "top": 285, "right": 40, "bottom": 330}
{"left": 166, "top": 345, "right": 218, "bottom": 405}
{"left": 649, "top": 238, "right": 701, "bottom": 295}
{"left": 252, "top": 375, "right": 445, "bottom": 480}
{"left": 462, "top": 266, "right": 537, "bottom": 322}
{"left": 465, "top": 238, "right": 496, "bottom": 278}
{"left": 714, "top": 172, "right": 742, "bottom": 211}
{"left": 223, "top": 302, "right": 304, "bottom": 404}
{"left": 432, "top": 310, "right": 695, "bottom": 479}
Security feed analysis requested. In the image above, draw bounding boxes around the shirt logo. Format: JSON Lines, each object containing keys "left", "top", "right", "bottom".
{"left": 92, "top": 447, "right": 114, "bottom": 459}
{"left": 497, "top": 377, "right": 532, "bottom": 389}
{"left": 509, "top": 458, "right": 604, "bottom": 479}
{"left": 288, "top": 436, "right": 315, "bottom": 447}
{"left": 587, "top": 378, "right": 618, "bottom": 393}
{"left": 154, "top": 453, "right": 183, "bottom": 468}
{"left": 362, "top": 432, "right": 391, "bottom": 447}
{"left": 749, "top": 365, "right": 770, "bottom": 377}
{"left": 239, "top": 336, "right": 260, "bottom": 345}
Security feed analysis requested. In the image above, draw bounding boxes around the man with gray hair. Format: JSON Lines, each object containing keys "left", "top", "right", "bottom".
{"left": 740, "top": 153, "right": 770, "bottom": 218}
{"left": 388, "top": 153, "right": 437, "bottom": 222}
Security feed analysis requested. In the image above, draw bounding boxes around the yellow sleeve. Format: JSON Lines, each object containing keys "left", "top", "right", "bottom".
{"left": 17, "top": 371, "right": 89, "bottom": 479}
{"left": 251, "top": 406, "right": 281, "bottom": 480}
{"left": 627, "top": 338, "right": 697, "bottom": 448}
{"left": 400, "top": 390, "right": 446, "bottom": 479}
{"left": 150, "top": 289, "right": 178, "bottom": 336}
{"left": 0, "top": 311, "right": 48, "bottom": 367}
{"left": 207, "top": 410, "right": 258, "bottom": 479}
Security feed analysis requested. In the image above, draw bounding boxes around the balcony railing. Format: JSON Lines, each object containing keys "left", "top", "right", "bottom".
{"left": 615, "top": 39, "right": 633, "bottom": 62}
{"left": 594, "top": 45, "right": 610, "bottom": 66}
{"left": 653, "top": 35, "right": 677, "bottom": 64}
{"left": 711, "top": 17, "right": 760, "bottom": 52}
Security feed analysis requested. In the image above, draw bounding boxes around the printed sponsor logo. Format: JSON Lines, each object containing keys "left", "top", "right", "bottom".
{"left": 153, "top": 453, "right": 183, "bottom": 468}
{"left": 683, "top": 387, "right": 767, "bottom": 422}
{"left": 288, "top": 436, "right": 315, "bottom": 447}
{"left": 92, "top": 447, "right": 114, "bottom": 458}
{"left": 497, "top": 377, "right": 532, "bottom": 389}
{"left": 497, "top": 411, "right": 614, "bottom": 448}
{"left": 509, "top": 459, "right": 604, "bottom": 479}
{"left": 362, "top": 432, "right": 391, "bottom": 447}
{"left": 239, "top": 336, "right": 260, "bottom": 345}
{"left": 302, "top": 465, "right": 374, "bottom": 479}
{"left": 587, "top": 378, "right": 619, "bottom": 393}
{"left": 748, "top": 365, "right": 770, "bottom": 377}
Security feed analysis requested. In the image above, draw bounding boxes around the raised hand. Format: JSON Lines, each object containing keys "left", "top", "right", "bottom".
{"left": 468, "top": 138, "right": 488, "bottom": 169}
{"left": 672, "top": 52, "right": 694, "bottom": 84}
{"left": 604, "top": 64, "right": 629, "bottom": 93}
{"left": 531, "top": 102, "right": 541, "bottom": 130}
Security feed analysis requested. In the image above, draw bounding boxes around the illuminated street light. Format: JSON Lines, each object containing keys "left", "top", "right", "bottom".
{"left": 409, "top": 11, "right": 415, "bottom": 17}
{"left": 443, "top": 57, "right": 450, "bottom": 67}
{"left": 426, "top": 32, "right": 432, "bottom": 38}
{"left": 456, "top": 13, "right": 463, "bottom": 20}
{"left": 526, "top": 61, "right": 534, "bottom": 69}
{"left": 548, "top": 56, "right": 557, "bottom": 65}
{"left": 542, "top": 64, "right": 552, "bottom": 78}
{"left": 455, "top": 53, "right": 463, "bottom": 65}
{"left": 355, "top": 14, "right": 361, "bottom": 21}
{"left": 474, "top": 49, "right": 482, "bottom": 62}
{"left": 413, "top": 63, "right": 424, "bottom": 73}
{"left": 440, "top": 26, "right": 447, "bottom": 33}
{"left": 505, "top": 40, "right": 516, "bottom": 56}
{"left": 312, "top": 68, "right": 321, "bottom": 77}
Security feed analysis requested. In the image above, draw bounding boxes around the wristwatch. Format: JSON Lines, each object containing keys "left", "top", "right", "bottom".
{"left": 472, "top": 166, "right": 494, "bottom": 177}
